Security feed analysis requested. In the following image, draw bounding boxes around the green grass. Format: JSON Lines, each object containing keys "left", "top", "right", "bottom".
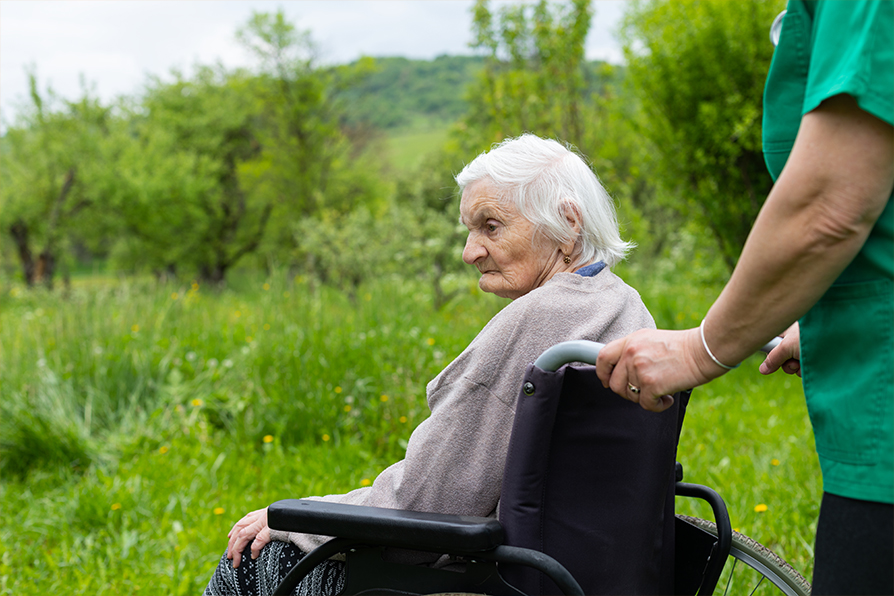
{"left": 0, "top": 270, "right": 819, "bottom": 594}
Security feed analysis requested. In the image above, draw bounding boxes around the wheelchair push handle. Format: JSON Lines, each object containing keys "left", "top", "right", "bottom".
{"left": 534, "top": 337, "right": 784, "bottom": 372}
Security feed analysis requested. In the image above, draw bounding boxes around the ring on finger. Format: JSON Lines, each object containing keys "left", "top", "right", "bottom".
{"left": 627, "top": 383, "right": 641, "bottom": 394}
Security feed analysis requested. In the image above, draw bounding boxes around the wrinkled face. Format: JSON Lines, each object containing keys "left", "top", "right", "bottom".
{"left": 460, "top": 178, "right": 561, "bottom": 300}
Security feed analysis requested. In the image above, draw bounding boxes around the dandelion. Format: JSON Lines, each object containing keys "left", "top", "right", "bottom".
{"left": 191, "top": 398, "right": 204, "bottom": 407}
{"left": 207, "top": 358, "right": 219, "bottom": 368}
{"left": 234, "top": 310, "right": 241, "bottom": 318}
{"left": 754, "top": 503, "right": 768, "bottom": 513}
{"left": 222, "top": 359, "right": 234, "bottom": 368}
{"left": 214, "top": 507, "right": 225, "bottom": 515}
{"left": 322, "top": 434, "right": 331, "bottom": 442}
{"left": 111, "top": 503, "right": 121, "bottom": 510}
{"left": 186, "top": 351, "right": 197, "bottom": 362}
{"left": 399, "top": 416, "right": 408, "bottom": 424}
{"left": 335, "top": 386, "right": 343, "bottom": 394}
{"left": 360, "top": 478, "right": 371, "bottom": 487}
{"left": 171, "top": 292, "right": 179, "bottom": 300}
{"left": 263, "top": 283, "right": 271, "bottom": 291}
{"left": 734, "top": 527, "right": 740, "bottom": 533}
{"left": 264, "top": 323, "right": 271, "bottom": 331}
{"left": 426, "top": 338, "right": 436, "bottom": 346}
{"left": 364, "top": 293, "right": 372, "bottom": 301}
{"left": 263, "top": 435, "right": 274, "bottom": 443}
{"left": 159, "top": 446, "right": 169, "bottom": 454}
{"left": 245, "top": 336, "right": 253, "bottom": 343}
{"left": 344, "top": 405, "right": 352, "bottom": 412}
{"left": 192, "top": 282, "right": 199, "bottom": 291}
{"left": 771, "top": 458, "right": 780, "bottom": 466}
{"left": 131, "top": 324, "right": 140, "bottom": 333}
{"left": 380, "top": 395, "right": 389, "bottom": 402}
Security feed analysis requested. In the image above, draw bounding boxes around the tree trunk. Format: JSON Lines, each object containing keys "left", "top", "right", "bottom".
{"left": 10, "top": 220, "right": 36, "bottom": 286}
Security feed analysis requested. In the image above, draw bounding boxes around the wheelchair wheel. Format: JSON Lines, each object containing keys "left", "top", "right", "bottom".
{"left": 677, "top": 515, "right": 811, "bottom": 596}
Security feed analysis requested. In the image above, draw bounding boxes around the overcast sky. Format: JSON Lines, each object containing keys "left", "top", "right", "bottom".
{"left": 0, "top": 0, "right": 627, "bottom": 127}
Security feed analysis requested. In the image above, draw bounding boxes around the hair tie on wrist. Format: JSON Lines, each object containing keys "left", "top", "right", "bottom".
{"left": 699, "top": 319, "right": 739, "bottom": 370}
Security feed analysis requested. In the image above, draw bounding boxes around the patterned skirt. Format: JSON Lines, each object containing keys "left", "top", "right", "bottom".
{"left": 203, "top": 540, "right": 346, "bottom": 596}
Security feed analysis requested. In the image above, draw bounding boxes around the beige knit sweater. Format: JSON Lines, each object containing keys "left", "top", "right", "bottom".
{"left": 268, "top": 270, "right": 655, "bottom": 552}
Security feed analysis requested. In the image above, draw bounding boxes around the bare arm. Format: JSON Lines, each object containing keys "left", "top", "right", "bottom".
{"left": 597, "top": 94, "right": 894, "bottom": 410}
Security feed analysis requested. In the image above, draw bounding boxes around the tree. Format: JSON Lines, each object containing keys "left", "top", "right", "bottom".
{"left": 0, "top": 73, "right": 108, "bottom": 288}
{"left": 619, "top": 0, "right": 785, "bottom": 269}
{"left": 459, "top": 0, "right": 593, "bottom": 152}
{"left": 98, "top": 66, "right": 270, "bottom": 283}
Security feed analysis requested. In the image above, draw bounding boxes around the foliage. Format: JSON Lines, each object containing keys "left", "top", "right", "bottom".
{"left": 0, "top": 73, "right": 110, "bottom": 288}
{"left": 459, "top": 0, "right": 596, "bottom": 153}
{"left": 619, "top": 0, "right": 785, "bottom": 269}
{"left": 97, "top": 67, "right": 271, "bottom": 283}
{"left": 0, "top": 274, "right": 819, "bottom": 594}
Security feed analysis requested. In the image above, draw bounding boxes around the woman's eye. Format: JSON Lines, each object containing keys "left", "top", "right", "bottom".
{"left": 486, "top": 223, "right": 497, "bottom": 232}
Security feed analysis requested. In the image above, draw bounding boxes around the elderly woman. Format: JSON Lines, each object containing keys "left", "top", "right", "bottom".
{"left": 203, "top": 134, "right": 653, "bottom": 595}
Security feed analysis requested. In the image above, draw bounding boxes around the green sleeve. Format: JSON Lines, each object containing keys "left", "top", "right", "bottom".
{"left": 804, "top": 0, "right": 894, "bottom": 125}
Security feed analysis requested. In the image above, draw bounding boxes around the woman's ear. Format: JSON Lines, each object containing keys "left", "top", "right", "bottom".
{"left": 561, "top": 202, "right": 582, "bottom": 255}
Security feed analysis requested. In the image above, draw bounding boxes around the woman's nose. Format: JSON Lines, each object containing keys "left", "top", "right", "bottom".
{"left": 462, "top": 234, "right": 486, "bottom": 265}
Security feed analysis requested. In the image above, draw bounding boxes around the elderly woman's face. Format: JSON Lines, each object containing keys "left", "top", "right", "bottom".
{"left": 460, "top": 179, "right": 562, "bottom": 300}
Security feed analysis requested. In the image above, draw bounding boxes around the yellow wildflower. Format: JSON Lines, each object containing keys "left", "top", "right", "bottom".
{"left": 754, "top": 504, "right": 768, "bottom": 513}
{"left": 364, "top": 293, "right": 372, "bottom": 301}
{"left": 245, "top": 336, "right": 253, "bottom": 343}
{"left": 159, "top": 446, "right": 169, "bottom": 454}
{"left": 214, "top": 507, "right": 225, "bottom": 515}
{"left": 191, "top": 398, "right": 204, "bottom": 407}
{"left": 335, "top": 386, "right": 343, "bottom": 394}
{"left": 380, "top": 395, "right": 389, "bottom": 402}
{"left": 263, "top": 283, "right": 271, "bottom": 291}
{"left": 360, "top": 478, "right": 371, "bottom": 487}
{"left": 322, "top": 434, "right": 331, "bottom": 442}
{"left": 131, "top": 324, "right": 140, "bottom": 333}
{"left": 171, "top": 292, "right": 179, "bottom": 300}
{"left": 264, "top": 323, "right": 271, "bottom": 331}
{"left": 399, "top": 416, "right": 408, "bottom": 423}
{"left": 234, "top": 310, "right": 241, "bottom": 317}
{"left": 771, "top": 458, "right": 780, "bottom": 466}
{"left": 263, "top": 435, "right": 274, "bottom": 443}
{"left": 111, "top": 503, "right": 121, "bottom": 510}
{"left": 426, "top": 338, "right": 435, "bottom": 346}
{"left": 344, "top": 405, "right": 352, "bottom": 412}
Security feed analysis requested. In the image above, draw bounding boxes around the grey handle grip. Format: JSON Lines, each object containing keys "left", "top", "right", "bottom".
{"left": 534, "top": 337, "right": 784, "bottom": 373}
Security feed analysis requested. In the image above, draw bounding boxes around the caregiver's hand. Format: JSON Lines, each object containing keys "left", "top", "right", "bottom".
{"left": 227, "top": 507, "right": 271, "bottom": 568}
{"left": 760, "top": 323, "right": 801, "bottom": 377}
{"left": 596, "top": 327, "right": 727, "bottom": 412}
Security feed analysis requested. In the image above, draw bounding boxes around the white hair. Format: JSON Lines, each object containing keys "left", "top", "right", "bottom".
{"left": 455, "top": 134, "right": 633, "bottom": 267}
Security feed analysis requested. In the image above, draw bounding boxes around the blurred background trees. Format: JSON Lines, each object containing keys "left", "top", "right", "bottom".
{"left": 1, "top": 0, "right": 784, "bottom": 295}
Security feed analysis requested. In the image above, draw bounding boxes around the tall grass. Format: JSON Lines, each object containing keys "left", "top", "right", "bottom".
{"left": 0, "top": 270, "right": 819, "bottom": 594}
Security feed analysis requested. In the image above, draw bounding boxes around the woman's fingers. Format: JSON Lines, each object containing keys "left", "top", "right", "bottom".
{"left": 251, "top": 526, "right": 271, "bottom": 560}
{"left": 597, "top": 328, "right": 712, "bottom": 412}
{"left": 226, "top": 509, "right": 266, "bottom": 568}
{"left": 759, "top": 323, "right": 801, "bottom": 376}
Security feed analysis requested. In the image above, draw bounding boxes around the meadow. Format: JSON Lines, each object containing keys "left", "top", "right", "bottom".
{"left": 0, "top": 266, "right": 820, "bottom": 594}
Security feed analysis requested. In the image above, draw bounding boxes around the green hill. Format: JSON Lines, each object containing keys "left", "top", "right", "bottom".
{"left": 337, "top": 55, "right": 486, "bottom": 132}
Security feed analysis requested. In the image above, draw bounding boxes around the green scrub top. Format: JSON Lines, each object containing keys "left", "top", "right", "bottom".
{"left": 762, "top": 0, "right": 894, "bottom": 504}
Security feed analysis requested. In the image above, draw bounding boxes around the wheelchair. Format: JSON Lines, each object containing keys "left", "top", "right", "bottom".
{"left": 267, "top": 340, "right": 811, "bottom": 595}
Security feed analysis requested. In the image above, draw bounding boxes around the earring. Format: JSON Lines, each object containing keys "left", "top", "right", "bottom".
{"left": 563, "top": 255, "right": 571, "bottom": 264}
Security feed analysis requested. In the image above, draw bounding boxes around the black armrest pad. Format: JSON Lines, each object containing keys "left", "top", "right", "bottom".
{"left": 268, "top": 499, "right": 504, "bottom": 553}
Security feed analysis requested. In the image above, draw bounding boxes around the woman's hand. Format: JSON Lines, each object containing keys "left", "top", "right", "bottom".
{"left": 760, "top": 323, "right": 801, "bottom": 377}
{"left": 595, "top": 327, "right": 728, "bottom": 412}
{"left": 226, "top": 507, "right": 271, "bottom": 568}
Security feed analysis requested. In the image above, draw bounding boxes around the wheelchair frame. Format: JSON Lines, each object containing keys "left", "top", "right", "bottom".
{"left": 267, "top": 340, "right": 810, "bottom": 596}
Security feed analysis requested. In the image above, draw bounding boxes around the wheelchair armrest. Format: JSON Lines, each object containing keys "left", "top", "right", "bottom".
{"left": 268, "top": 499, "right": 505, "bottom": 554}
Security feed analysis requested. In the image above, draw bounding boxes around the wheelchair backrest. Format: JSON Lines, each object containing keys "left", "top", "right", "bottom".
{"left": 498, "top": 363, "right": 689, "bottom": 595}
